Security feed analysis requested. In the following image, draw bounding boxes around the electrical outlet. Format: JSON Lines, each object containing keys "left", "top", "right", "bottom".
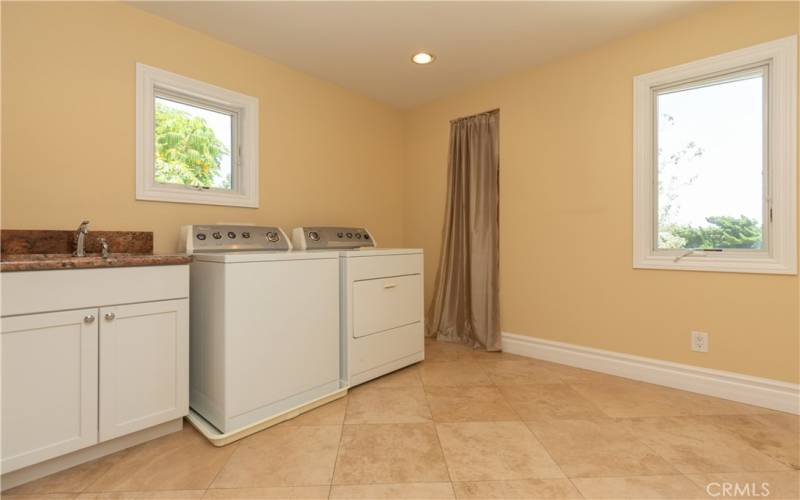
{"left": 691, "top": 331, "right": 709, "bottom": 353}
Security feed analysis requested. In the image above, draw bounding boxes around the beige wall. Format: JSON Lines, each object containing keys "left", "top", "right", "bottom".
{"left": 1, "top": 2, "right": 405, "bottom": 253}
{"left": 403, "top": 2, "right": 800, "bottom": 383}
{"left": 3, "top": 2, "right": 798, "bottom": 383}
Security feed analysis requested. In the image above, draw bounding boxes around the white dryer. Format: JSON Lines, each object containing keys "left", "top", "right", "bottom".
{"left": 293, "top": 227, "right": 424, "bottom": 386}
{"left": 181, "top": 225, "right": 343, "bottom": 443}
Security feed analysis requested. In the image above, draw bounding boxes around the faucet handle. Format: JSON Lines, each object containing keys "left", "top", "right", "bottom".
{"left": 99, "top": 238, "right": 109, "bottom": 259}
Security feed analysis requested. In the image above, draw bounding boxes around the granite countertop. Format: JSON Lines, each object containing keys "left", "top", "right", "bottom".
{"left": 0, "top": 253, "right": 192, "bottom": 272}
{"left": 1, "top": 229, "right": 191, "bottom": 272}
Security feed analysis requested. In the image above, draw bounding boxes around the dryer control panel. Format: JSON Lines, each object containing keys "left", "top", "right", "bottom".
{"left": 292, "top": 227, "right": 376, "bottom": 250}
{"left": 180, "top": 225, "right": 291, "bottom": 253}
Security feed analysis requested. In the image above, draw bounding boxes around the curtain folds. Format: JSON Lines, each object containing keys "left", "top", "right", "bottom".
{"left": 427, "top": 109, "right": 500, "bottom": 351}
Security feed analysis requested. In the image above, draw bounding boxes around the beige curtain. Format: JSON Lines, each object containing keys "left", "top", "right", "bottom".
{"left": 427, "top": 110, "right": 500, "bottom": 351}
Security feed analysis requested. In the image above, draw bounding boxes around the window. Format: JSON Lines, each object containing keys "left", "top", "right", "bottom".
{"left": 136, "top": 64, "right": 259, "bottom": 207}
{"left": 633, "top": 36, "right": 797, "bottom": 274}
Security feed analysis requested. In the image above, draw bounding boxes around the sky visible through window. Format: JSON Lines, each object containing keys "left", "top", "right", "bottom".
{"left": 656, "top": 72, "right": 764, "bottom": 249}
{"left": 154, "top": 97, "right": 232, "bottom": 189}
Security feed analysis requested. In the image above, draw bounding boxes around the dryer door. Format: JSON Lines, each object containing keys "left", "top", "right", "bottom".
{"left": 352, "top": 274, "right": 422, "bottom": 338}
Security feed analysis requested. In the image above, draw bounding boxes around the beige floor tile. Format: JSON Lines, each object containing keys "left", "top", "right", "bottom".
{"left": 362, "top": 365, "right": 422, "bottom": 388}
{"left": 525, "top": 417, "right": 677, "bottom": 477}
{"left": 685, "top": 470, "right": 800, "bottom": 499}
{"left": 5, "top": 451, "right": 132, "bottom": 495}
{"left": 462, "top": 350, "right": 531, "bottom": 363}
{"left": 202, "top": 486, "right": 330, "bottom": 499}
{"left": 212, "top": 425, "right": 341, "bottom": 488}
{"left": 330, "top": 482, "right": 455, "bottom": 499}
{"left": 497, "top": 384, "right": 605, "bottom": 419}
{"left": 571, "top": 475, "right": 706, "bottom": 499}
{"left": 282, "top": 397, "right": 348, "bottom": 426}
{"left": 478, "top": 360, "right": 563, "bottom": 385}
{"left": 570, "top": 380, "right": 773, "bottom": 418}
{"left": 425, "top": 385, "right": 518, "bottom": 422}
{"left": 708, "top": 413, "right": 800, "bottom": 469}
{"left": 333, "top": 423, "right": 449, "bottom": 485}
{"left": 76, "top": 492, "right": 205, "bottom": 499}
{"left": 452, "top": 479, "right": 582, "bottom": 499}
{"left": 625, "top": 416, "right": 790, "bottom": 474}
{"left": 86, "top": 427, "right": 238, "bottom": 492}
{"left": 534, "top": 362, "right": 632, "bottom": 385}
{"left": 436, "top": 421, "right": 564, "bottom": 482}
{"left": 424, "top": 340, "right": 472, "bottom": 363}
{"left": 344, "top": 385, "right": 431, "bottom": 424}
{"left": 1, "top": 494, "right": 78, "bottom": 499}
{"left": 421, "top": 361, "right": 491, "bottom": 387}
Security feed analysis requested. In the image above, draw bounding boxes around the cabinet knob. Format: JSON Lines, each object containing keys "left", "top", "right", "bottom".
{"left": 84, "top": 315, "right": 95, "bottom": 324}
{"left": 104, "top": 312, "right": 115, "bottom": 321}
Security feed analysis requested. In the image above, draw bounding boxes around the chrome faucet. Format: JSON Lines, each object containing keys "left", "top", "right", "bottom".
{"left": 73, "top": 220, "right": 90, "bottom": 257}
{"left": 99, "top": 238, "right": 109, "bottom": 259}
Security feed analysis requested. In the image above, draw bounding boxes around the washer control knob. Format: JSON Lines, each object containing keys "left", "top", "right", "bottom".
{"left": 363, "top": 233, "right": 370, "bottom": 240}
{"left": 337, "top": 232, "right": 344, "bottom": 238}
{"left": 212, "top": 232, "right": 222, "bottom": 240}
{"left": 196, "top": 233, "right": 207, "bottom": 241}
{"left": 355, "top": 233, "right": 362, "bottom": 239}
{"left": 241, "top": 232, "right": 251, "bottom": 239}
{"left": 345, "top": 232, "right": 353, "bottom": 239}
{"left": 227, "top": 231, "right": 236, "bottom": 239}
{"left": 308, "top": 231, "right": 320, "bottom": 241}
{"left": 266, "top": 232, "right": 280, "bottom": 242}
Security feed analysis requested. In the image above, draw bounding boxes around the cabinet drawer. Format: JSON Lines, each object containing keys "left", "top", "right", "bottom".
{"left": 352, "top": 274, "right": 422, "bottom": 338}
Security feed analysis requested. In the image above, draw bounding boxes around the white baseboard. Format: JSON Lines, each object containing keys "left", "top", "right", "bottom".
{"left": 502, "top": 332, "right": 800, "bottom": 415}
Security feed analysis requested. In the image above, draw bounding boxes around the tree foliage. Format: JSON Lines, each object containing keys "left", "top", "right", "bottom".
{"left": 656, "top": 113, "right": 762, "bottom": 250}
{"left": 662, "top": 216, "right": 762, "bottom": 249}
{"left": 154, "top": 103, "right": 229, "bottom": 188}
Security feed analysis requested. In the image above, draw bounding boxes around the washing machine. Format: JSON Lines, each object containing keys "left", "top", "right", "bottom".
{"left": 293, "top": 227, "right": 424, "bottom": 386}
{"left": 180, "top": 224, "right": 343, "bottom": 443}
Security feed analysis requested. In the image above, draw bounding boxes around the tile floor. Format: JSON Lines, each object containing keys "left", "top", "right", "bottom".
{"left": 5, "top": 340, "right": 798, "bottom": 499}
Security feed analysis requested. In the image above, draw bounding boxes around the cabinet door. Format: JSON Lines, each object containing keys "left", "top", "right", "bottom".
{"left": 99, "top": 299, "right": 188, "bottom": 441}
{"left": 1, "top": 309, "right": 99, "bottom": 473}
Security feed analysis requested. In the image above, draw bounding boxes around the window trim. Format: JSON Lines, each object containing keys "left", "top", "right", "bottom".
{"left": 633, "top": 36, "right": 797, "bottom": 274}
{"left": 136, "top": 63, "right": 259, "bottom": 208}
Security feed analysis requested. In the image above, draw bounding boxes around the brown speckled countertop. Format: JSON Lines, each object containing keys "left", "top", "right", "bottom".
{"left": 1, "top": 229, "right": 191, "bottom": 272}
{"left": 0, "top": 253, "right": 192, "bottom": 272}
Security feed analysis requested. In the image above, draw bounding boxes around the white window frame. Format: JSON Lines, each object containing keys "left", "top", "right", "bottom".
{"left": 136, "top": 63, "right": 259, "bottom": 208}
{"left": 633, "top": 36, "right": 797, "bottom": 274}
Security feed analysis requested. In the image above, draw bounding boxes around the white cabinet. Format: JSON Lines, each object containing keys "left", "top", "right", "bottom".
{"left": 99, "top": 300, "right": 188, "bottom": 441}
{"left": 1, "top": 309, "right": 99, "bottom": 472}
{"left": 1, "top": 265, "right": 189, "bottom": 476}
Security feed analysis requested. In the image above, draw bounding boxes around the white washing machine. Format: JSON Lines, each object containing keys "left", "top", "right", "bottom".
{"left": 180, "top": 225, "right": 343, "bottom": 442}
{"left": 293, "top": 227, "right": 424, "bottom": 386}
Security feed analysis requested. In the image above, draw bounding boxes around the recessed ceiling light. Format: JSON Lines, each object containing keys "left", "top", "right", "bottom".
{"left": 412, "top": 52, "right": 435, "bottom": 65}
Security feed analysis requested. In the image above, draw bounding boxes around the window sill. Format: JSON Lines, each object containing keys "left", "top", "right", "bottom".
{"left": 633, "top": 254, "right": 796, "bottom": 275}
{"left": 136, "top": 185, "right": 258, "bottom": 208}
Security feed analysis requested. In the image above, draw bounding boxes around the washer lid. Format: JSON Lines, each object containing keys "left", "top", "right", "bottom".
{"left": 339, "top": 248, "right": 423, "bottom": 257}
{"left": 192, "top": 250, "right": 340, "bottom": 263}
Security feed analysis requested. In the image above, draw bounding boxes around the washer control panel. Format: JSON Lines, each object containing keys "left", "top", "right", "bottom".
{"left": 180, "top": 225, "right": 291, "bottom": 253}
{"left": 292, "top": 227, "right": 376, "bottom": 250}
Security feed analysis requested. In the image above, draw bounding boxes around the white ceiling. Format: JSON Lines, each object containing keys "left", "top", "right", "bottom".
{"left": 133, "top": 1, "right": 708, "bottom": 109}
